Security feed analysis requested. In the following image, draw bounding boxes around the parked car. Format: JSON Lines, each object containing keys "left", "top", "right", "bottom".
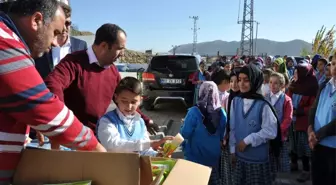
{"left": 141, "top": 54, "right": 199, "bottom": 110}
{"left": 115, "top": 63, "right": 128, "bottom": 72}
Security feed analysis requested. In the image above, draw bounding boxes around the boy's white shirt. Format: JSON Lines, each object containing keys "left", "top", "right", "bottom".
{"left": 97, "top": 107, "right": 157, "bottom": 156}
{"left": 229, "top": 98, "right": 278, "bottom": 154}
{"left": 261, "top": 83, "right": 270, "bottom": 96}
{"left": 219, "top": 90, "right": 230, "bottom": 111}
{"left": 269, "top": 91, "right": 283, "bottom": 106}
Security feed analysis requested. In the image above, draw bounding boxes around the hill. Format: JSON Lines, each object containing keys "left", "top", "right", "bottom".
{"left": 170, "top": 39, "right": 312, "bottom": 56}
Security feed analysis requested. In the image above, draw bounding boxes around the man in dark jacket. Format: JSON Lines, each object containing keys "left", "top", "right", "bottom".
{"left": 34, "top": 0, "right": 88, "bottom": 79}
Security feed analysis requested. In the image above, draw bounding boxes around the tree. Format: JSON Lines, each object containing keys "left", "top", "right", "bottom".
{"left": 312, "top": 25, "right": 335, "bottom": 58}
{"left": 300, "top": 47, "right": 312, "bottom": 57}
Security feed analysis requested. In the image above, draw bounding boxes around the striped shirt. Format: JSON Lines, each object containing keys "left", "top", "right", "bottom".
{"left": 0, "top": 18, "right": 98, "bottom": 182}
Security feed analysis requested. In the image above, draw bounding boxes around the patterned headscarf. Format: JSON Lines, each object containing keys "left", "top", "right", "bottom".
{"left": 274, "top": 58, "right": 288, "bottom": 76}
{"left": 197, "top": 81, "right": 222, "bottom": 134}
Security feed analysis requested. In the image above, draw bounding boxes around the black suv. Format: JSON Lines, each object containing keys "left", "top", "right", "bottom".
{"left": 142, "top": 55, "right": 199, "bottom": 110}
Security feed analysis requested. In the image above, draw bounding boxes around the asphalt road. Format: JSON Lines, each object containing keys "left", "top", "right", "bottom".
{"left": 141, "top": 102, "right": 312, "bottom": 185}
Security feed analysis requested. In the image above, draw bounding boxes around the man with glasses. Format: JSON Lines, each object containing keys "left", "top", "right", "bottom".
{"left": 35, "top": 0, "right": 87, "bottom": 79}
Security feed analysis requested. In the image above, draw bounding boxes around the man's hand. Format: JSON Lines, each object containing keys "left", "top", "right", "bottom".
{"left": 36, "top": 131, "right": 45, "bottom": 146}
{"left": 237, "top": 140, "right": 248, "bottom": 152}
{"left": 151, "top": 136, "right": 174, "bottom": 150}
{"left": 147, "top": 120, "right": 160, "bottom": 135}
{"left": 93, "top": 143, "right": 107, "bottom": 152}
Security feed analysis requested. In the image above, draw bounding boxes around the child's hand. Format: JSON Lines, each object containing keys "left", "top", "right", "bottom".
{"left": 237, "top": 140, "right": 247, "bottom": 152}
{"left": 156, "top": 150, "right": 172, "bottom": 158}
{"left": 151, "top": 136, "right": 174, "bottom": 150}
{"left": 36, "top": 131, "right": 45, "bottom": 146}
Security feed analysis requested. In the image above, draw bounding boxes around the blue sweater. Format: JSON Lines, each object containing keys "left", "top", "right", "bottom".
{"left": 180, "top": 106, "right": 227, "bottom": 167}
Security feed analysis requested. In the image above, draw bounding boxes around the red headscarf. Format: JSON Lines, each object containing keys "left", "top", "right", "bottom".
{"left": 289, "top": 63, "right": 318, "bottom": 96}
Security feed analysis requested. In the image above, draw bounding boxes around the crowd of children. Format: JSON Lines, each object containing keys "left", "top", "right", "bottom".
{"left": 180, "top": 53, "right": 336, "bottom": 185}
{"left": 56, "top": 53, "right": 335, "bottom": 185}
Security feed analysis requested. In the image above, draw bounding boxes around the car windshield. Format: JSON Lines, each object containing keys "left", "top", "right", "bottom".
{"left": 150, "top": 56, "right": 198, "bottom": 72}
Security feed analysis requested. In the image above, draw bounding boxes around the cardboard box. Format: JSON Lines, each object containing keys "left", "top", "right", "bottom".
{"left": 13, "top": 149, "right": 211, "bottom": 185}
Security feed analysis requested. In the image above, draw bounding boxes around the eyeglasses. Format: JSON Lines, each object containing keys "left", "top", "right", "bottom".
{"left": 65, "top": 21, "right": 72, "bottom": 27}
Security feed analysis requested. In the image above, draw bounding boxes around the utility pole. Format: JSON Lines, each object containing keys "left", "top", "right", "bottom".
{"left": 254, "top": 21, "right": 260, "bottom": 56}
{"left": 189, "top": 16, "right": 200, "bottom": 55}
{"left": 237, "top": 0, "right": 254, "bottom": 56}
{"left": 171, "top": 45, "right": 180, "bottom": 55}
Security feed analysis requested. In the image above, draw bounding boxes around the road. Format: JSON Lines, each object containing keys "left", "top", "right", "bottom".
{"left": 141, "top": 102, "right": 312, "bottom": 185}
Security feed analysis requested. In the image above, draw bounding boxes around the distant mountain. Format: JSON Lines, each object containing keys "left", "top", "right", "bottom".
{"left": 170, "top": 39, "right": 312, "bottom": 56}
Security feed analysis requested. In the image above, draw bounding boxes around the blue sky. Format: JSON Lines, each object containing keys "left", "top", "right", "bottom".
{"left": 71, "top": 0, "right": 336, "bottom": 52}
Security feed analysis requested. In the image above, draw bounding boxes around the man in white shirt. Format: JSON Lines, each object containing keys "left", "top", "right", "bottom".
{"left": 34, "top": 0, "right": 87, "bottom": 79}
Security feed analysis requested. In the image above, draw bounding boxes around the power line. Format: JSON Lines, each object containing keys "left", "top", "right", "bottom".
{"left": 238, "top": 0, "right": 254, "bottom": 56}
{"left": 189, "top": 16, "right": 200, "bottom": 54}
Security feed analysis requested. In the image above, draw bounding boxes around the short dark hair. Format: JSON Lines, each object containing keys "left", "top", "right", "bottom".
{"left": 59, "top": 2, "right": 71, "bottom": 18}
{"left": 4, "top": 0, "right": 60, "bottom": 23}
{"left": 211, "top": 69, "right": 230, "bottom": 85}
{"left": 262, "top": 68, "right": 273, "bottom": 76}
{"left": 94, "top": 23, "right": 126, "bottom": 46}
{"left": 318, "top": 58, "right": 328, "bottom": 65}
{"left": 329, "top": 55, "right": 333, "bottom": 62}
{"left": 115, "top": 77, "right": 142, "bottom": 96}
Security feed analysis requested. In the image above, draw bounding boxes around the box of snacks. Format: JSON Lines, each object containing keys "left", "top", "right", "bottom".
{"left": 14, "top": 149, "right": 211, "bottom": 185}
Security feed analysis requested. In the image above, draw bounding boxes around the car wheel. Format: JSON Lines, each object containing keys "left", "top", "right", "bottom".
{"left": 143, "top": 101, "right": 155, "bottom": 111}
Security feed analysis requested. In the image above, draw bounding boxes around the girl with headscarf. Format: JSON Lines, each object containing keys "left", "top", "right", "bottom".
{"left": 311, "top": 54, "right": 322, "bottom": 70}
{"left": 265, "top": 56, "right": 275, "bottom": 69}
{"left": 192, "top": 61, "right": 210, "bottom": 104}
{"left": 180, "top": 81, "right": 227, "bottom": 185}
{"left": 219, "top": 67, "right": 241, "bottom": 185}
{"left": 273, "top": 58, "right": 290, "bottom": 88}
{"left": 287, "top": 63, "right": 318, "bottom": 183}
{"left": 286, "top": 56, "right": 297, "bottom": 79}
{"left": 229, "top": 64, "right": 281, "bottom": 185}
{"left": 315, "top": 58, "right": 328, "bottom": 85}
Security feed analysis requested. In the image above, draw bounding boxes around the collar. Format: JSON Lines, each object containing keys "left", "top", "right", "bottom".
{"left": 0, "top": 13, "right": 30, "bottom": 54}
{"left": 219, "top": 91, "right": 228, "bottom": 95}
{"left": 63, "top": 36, "right": 71, "bottom": 47}
{"left": 115, "top": 107, "right": 141, "bottom": 122}
{"left": 270, "top": 90, "right": 282, "bottom": 97}
{"left": 86, "top": 46, "right": 110, "bottom": 69}
{"left": 328, "top": 77, "right": 336, "bottom": 88}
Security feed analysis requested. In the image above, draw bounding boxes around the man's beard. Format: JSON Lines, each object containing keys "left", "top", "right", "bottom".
{"left": 32, "top": 27, "right": 48, "bottom": 58}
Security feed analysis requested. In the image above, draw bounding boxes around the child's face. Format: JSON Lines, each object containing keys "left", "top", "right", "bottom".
{"left": 331, "top": 58, "right": 336, "bottom": 77}
{"left": 234, "top": 61, "right": 240, "bottom": 68}
{"left": 273, "top": 63, "right": 279, "bottom": 72}
{"left": 317, "top": 61, "right": 325, "bottom": 72}
{"left": 224, "top": 64, "right": 231, "bottom": 72}
{"left": 287, "top": 59, "right": 294, "bottom": 67}
{"left": 199, "top": 64, "right": 205, "bottom": 71}
{"left": 326, "top": 65, "right": 331, "bottom": 78}
{"left": 263, "top": 74, "right": 270, "bottom": 84}
{"left": 115, "top": 90, "right": 141, "bottom": 116}
{"left": 238, "top": 73, "right": 251, "bottom": 93}
{"left": 218, "top": 80, "right": 230, "bottom": 92}
{"left": 230, "top": 76, "right": 239, "bottom": 92}
{"left": 269, "top": 76, "right": 283, "bottom": 94}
